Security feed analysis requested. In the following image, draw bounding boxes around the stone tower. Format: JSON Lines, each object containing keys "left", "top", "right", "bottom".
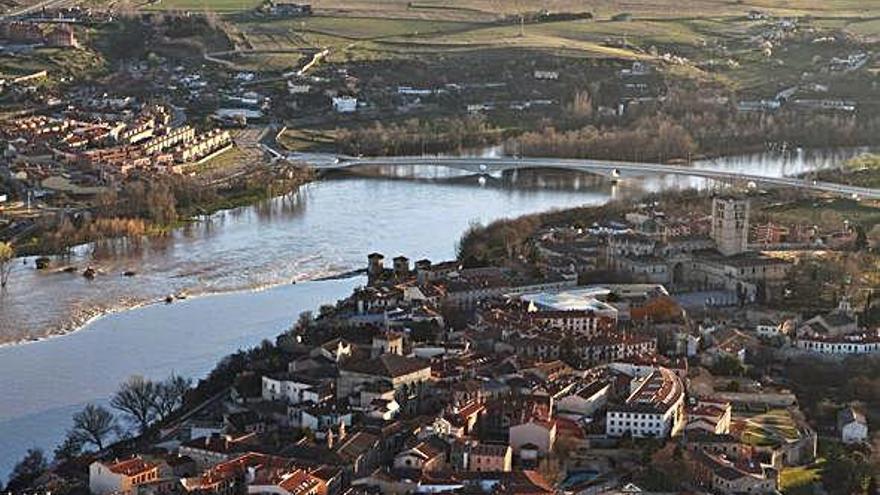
{"left": 393, "top": 255, "right": 410, "bottom": 279}
{"left": 367, "top": 252, "right": 385, "bottom": 280}
{"left": 711, "top": 196, "right": 750, "bottom": 256}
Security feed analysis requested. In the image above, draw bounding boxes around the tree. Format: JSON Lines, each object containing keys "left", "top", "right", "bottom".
{"left": 111, "top": 375, "right": 158, "bottom": 433}
{"left": 70, "top": 404, "right": 117, "bottom": 451}
{"left": 822, "top": 448, "right": 872, "bottom": 495}
{"left": 145, "top": 183, "right": 177, "bottom": 225}
{"left": 867, "top": 475, "right": 878, "bottom": 495}
{"left": 566, "top": 90, "right": 593, "bottom": 119}
{"left": 53, "top": 435, "right": 83, "bottom": 463}
{"left": 0, "top": 241, "right": 13, "bottom": 289}
{"left": 711, "top": 354, "right": 746, "bottom": 377}
{"left": 6, "top": 448, "right": 47, "bottom": 491}
{"left": 855, "top": 225, "right": 868, "bottom": 251}
{"left": 153, "top": 374, "right": 191, "bottom": 421}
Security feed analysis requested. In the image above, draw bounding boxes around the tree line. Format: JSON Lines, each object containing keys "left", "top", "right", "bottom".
{"left": 31, "top": 165, "right": 313, "bottom": 256}
{"left": 335, "top": 116, "right": 503, "bottom": 156}
{"left": 508, "top": 87, "right": 880, "bottom": 163}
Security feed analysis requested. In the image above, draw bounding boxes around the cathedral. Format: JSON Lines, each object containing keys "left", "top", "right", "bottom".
{"left": 607, "top": 196, "right": 791, "bottom": 304}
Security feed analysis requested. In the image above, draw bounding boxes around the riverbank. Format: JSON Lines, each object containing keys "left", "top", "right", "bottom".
{"left": 0, "top": 264, "right": 367, "bottom": 350}
{"left": 806, "top": 153, "right": 880, "bottom": 189}
{"left": 11, "top": 162, "right": 315, "bottom": 257}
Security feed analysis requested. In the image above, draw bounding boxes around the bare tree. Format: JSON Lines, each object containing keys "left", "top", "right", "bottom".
{"left": 566, "top": 90, "right": 593, "bottom": 119}
{"left": 53, "top": 435, "right": 83, "bottom": 463}
{"left": 70, "top": 404, "right": 117, "bottom": 451}
{"left": 152, "top": 374, "right": 192, "bottom": 421}
{"left": 0, "top": 241, "right": 14, "bottom": 288}
{"left": 111, "top": 375, "right": 158, "bottom": 433}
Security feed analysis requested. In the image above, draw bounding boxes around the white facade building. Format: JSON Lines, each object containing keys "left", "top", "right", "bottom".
{"left": 89, "top": 458, "right": 159, "bottom": 495}
{"left": 838, "top": 407, "right": 868, "bottom": 444}
{"left": 606, "top": 367, "right": 685, "bottom": 438}
{"left": 262, "top": 374, "right": 321, "bottom": 404}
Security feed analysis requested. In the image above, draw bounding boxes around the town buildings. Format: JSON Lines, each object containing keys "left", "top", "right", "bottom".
{"left": 1, "top": 101, "right": 235, "bottom": 185}
{"left": 795, "top": 299, "right": 880, "bottom": 355}
{"left": 61, "top": 199, "right": 873, "bottom": 495}
{"left": 689, "top": 450, "right": 778, "bottom": 494}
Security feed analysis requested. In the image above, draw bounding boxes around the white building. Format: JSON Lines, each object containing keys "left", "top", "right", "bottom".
{"left": 520, "top": 287, "right": 619, "bottom": 321}
{"left": 755, "top": 320, "right": 782, "bottom": 338}
{"left": 261, "top": 374, "right": 322, "bottom": 404}
{"left": 795, "top": 333, "right": 880, "bottom": 355}
{"left": 838, "top": 407, "right": 868, "bottom": 444}
{"left": 533, "top": 70, "right": 559, "bottom": 80}
{"left": 606, "top": 367, "right": 685, "bottom": 438}
{"left": 332, "top": 96, "right": 357, "bottom": 113}
{"left": 685, "top": 398, "right": 732, "bottom": 435}
{"left": 89, "top": 457, "right": 159, "bottom": 495}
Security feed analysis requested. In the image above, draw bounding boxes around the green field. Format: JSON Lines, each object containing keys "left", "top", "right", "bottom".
{"left": 740, "top": 409, "right": 803, "bottom": 447}
{"left": 0, "top": 47, "right": 107, "bottom": 87}
{"left": 780, "top": 459, "right": 826, "bottom": 494}
{"left": 762, "top": 197, "right": 880, "bottom": 231}
{"left": 277, "top": 128, "right": 338, "bottom": 152}
{"left": 140, "top": 0, "right": 263, "bottom": 12}
{"left": 131, "top": 0, "right": 880, "bottom": 19}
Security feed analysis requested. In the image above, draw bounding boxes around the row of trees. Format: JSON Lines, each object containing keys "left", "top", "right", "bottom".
{"left": 110, "top": 374, "right": 191, "bottom": 434}
{"left": 336, "top": 116, "right": 503, "bottom": 156}
{"left": 511, "top": 114, "right": 697, "bottom": 163}
{"left": 35, "top": 164, "right": 314, "bottom": 256}
{"left": 507, "top": 85, "right": 880, "bottom": 163}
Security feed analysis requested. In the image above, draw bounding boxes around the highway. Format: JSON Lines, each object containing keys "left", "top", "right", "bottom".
{"left": 306, "top": 155, "right": 880, "bottom": 200}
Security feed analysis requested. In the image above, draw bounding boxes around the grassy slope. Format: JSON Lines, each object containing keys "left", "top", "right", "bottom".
{"left": 780, "top": 459, "right": 826, "bottom": 494}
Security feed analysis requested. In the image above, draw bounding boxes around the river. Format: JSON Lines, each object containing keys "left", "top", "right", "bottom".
{"left": 0, "top": 146, "right": 872, "bottom": 477}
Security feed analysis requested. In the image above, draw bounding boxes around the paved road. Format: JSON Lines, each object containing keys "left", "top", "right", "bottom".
{"left": 310, "top": 155, "right": 880, "bottom": 200}
{"left": 1, "top": 0, "right": 68, "bottom": 19}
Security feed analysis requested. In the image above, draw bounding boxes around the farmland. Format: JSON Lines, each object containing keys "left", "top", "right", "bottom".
{"left": 80, "top": 0, "right": 880, "bottom": 97}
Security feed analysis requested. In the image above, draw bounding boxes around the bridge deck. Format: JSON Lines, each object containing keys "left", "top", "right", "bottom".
{"left": 311, "top": 156, "right": 880, "bottom": 200}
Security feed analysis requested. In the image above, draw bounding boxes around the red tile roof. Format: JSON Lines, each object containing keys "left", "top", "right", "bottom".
{"left": 104, "top": 457, "right": 157, "bottom": 477}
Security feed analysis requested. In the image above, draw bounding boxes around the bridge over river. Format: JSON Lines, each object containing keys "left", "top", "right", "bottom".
{"left": 302, "top": 154, "right": 880, "bottom": 200}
